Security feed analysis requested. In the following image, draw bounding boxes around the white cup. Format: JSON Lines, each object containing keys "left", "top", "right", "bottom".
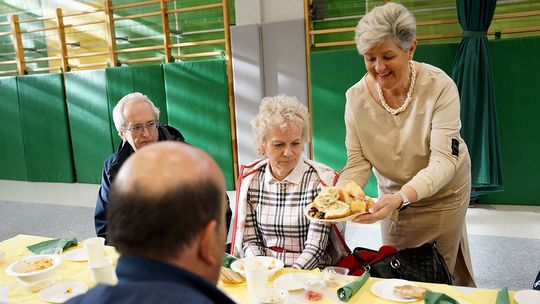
{"left": 244, "top": 260, "right": 269, "bottom": 297}
{"left": 84, "top": 237, "right": 105, "bottom": 263}
{"left": 89, "top": 257, "right": 114, "bottom": 285}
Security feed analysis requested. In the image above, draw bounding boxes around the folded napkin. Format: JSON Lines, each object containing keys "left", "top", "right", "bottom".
{"left": 222, "top": 253, "right": 237, "bottom": 268}
{"left": 424, "top": 291, "right": 459, "bottom": 304}
{"left": 27, "top": 238, "right": 78, "bottom": 255}
{"left": 337, "top": 271, "right": 370, "bottom": 302}
{"left": 495, "top": 287, "right": 510, "bottom": 304}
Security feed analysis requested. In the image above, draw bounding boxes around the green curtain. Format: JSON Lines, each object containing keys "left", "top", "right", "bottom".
{"left": 451, "top": 0, "right": 503, "bottom": 199}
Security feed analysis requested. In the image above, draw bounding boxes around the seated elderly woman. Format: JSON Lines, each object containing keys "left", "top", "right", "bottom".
{"left": 229, "top": 95, "right": 348, "bottom": 269}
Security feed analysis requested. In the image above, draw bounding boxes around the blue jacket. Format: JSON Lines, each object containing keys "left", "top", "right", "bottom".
{"left": 66, "top": 255, "right": 235, "bottom": 304}
{"left": 94, "top": 125, "right": 232, "bottom": 245}
{"left": 94, "top": 125, "right": 185, "bottom": 241}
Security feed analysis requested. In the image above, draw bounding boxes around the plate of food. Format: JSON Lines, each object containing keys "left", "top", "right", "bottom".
{"left": 230, "top": 256, "right": 284, "bottom": 278}
{"left": 305, "top": 181, "right": 375, "bottom": 222}
{"left": 370, "top": 279, "right": 425, "bottom": 302}
{"left": 38, "top": 281, "right": 88, "bottom": 303}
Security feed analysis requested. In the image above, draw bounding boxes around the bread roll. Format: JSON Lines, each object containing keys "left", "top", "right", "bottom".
{"left": 324, "top": 201, "right": 350, "bottom": 219}
{"left": 345, "top": 180, "right": 365, "bottom": 199}
{"left": 393, "top": 285, "right": 427, "bottom": 299}
{"left": 220, "top": 267, "right": 244, "bottom": 284}
{"left": 313, "top": 187, "right": 340, "bottom": 212}
{"left": 350, "top": 199, "right": 367, "bottom": 214}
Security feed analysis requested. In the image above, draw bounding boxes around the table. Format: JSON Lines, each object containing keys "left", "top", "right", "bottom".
{"left": 1, "top": 235, "right": 514, "bottom": 304}
{"left": 0, "top": 235, "right": 118, "bottom": 303}
{"left": 219, "top": 269, "right": 515, "bottom": 303}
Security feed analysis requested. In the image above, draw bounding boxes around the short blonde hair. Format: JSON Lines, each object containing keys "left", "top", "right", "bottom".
{"left": 250, "top": 95, "right": 309, "bottom": 157}
{"left": 112, "top": 92, "right": 160, "bottom": 132}
{"left": 355, "top": 2, "right": 416, "bottom": 55}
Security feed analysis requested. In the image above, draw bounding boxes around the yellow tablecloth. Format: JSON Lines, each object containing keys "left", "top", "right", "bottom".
{"left": 1, "top": 235, "right": 514, "bottom": 304}
{"left": 219, "top": 268, "right": 515, "bottom": 304}
{"left": 0, "top": 234, "right": 119, "bottom": 303}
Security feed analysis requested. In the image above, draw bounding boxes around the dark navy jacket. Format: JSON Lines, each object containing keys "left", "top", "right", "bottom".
{"left": 94, "top": 125, "right": 185, "bottom": 241}
{"left": 94, "top": 125, "right": 232, "bottom": 244}
{"left": 66, "top": 255, "right": 235, "bottom": 304}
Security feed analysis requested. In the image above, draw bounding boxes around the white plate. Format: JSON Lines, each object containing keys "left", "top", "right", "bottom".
{"left": 273, "top": 273, "right": 321, "bottom": 291}
{"left": 514, "top": 289, "right": 540, "bottom": 304}
{"left": 304, "top": 203, "right": 368, "bottom": 223}
{"left": 370, "top": 279, "right": 420, "bottom": 303}
{"left": 230, "top": 257, "right": 284, "bottom": 278}
{"left": 38, "top": 281, "right": 88, "bottom": 303}
{"left": 63, "top": 248, "right": 87, "bottom": 262}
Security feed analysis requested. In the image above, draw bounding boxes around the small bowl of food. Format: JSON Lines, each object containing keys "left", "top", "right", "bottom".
{"left": 304, "top": 278, "right": 327, "bottom": 301}
{"left": 230, "top": 256, "right": 284, "bottom": 278}
{"left": 251, "top": 287, "right": 288, "bottom": 304}
{"left": 5, "top": 254, "right": 62, "bottom": 284}
{"left": 322, "top": 266, "right": 349, "bottom": 287}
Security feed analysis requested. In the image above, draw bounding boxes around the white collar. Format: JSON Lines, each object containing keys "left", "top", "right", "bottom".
{"left": 264, "top": 158, "right": 307, "bottom": 185}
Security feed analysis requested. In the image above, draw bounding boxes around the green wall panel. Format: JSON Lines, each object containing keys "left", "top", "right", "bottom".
{"left": 310, "top": 50, "right": 377, "bottom": 197}
{"left": 65, "top": 70, "right": 113, "bottom": 184}
{"left": 105, "top": 65, "right": 167, "bottom": 148}
{"left": 17, "top": 73, "right": 74, "bottom": 182}
{"left": 482, "top": 37, "right": 540, "bottom": 205}
{"left": 163, "top": 59, "right": 234, "bottom": 190}
{"left": 0, "top": 76, "right": 27, "bottom": 180}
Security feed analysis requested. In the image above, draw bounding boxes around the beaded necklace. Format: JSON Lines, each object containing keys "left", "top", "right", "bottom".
{"left": 376, "top": 60, "right": 416, "bottom": 115}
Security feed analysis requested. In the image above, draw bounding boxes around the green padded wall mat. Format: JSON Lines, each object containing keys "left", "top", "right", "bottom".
{"left": 0, "top": 76, "right": 27, "bottom": 180}
{"left": 65, "top": 70, "right": 113, "bottom": 184}
{"left": 310, "top": 44, "right": 459, "bottom": 198}
{"left": 482, "top": 37, "right": 540, "bottom": 205}
{"left": 17, "top": 73, "right": 74, "bottom": 182}
{"left": 310, "top": 49, "right": 378, "bottom": 197}
{"left": 163, "top": 59, "right": 234, "bottom": 190}
{"left": 105, "top": 65, "right": 167, "bottom": 148}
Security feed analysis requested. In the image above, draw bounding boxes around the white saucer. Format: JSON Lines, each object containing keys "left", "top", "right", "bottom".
{"left": 273, "top": 273, "right": 320, "bottom": 291}
{"left": 514, "top": 289, "right": 540, "bottom": 304}
{"left": 38, "top": 281, "right": 88, "bottom": 303}
{"left": 63, "top": 248, "right": 87, "bottom": 262}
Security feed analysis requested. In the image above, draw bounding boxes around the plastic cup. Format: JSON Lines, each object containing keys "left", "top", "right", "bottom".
{"left": 83, "top": 237, "right": 105, "bottom": 263}
{"left": 244, "top": 259, "right": 269, "bottom": 297}
{"left": 322, "top": 266, "right": 349, "bottom": 287}
{"left": 88, "top": 257, "right": 114, "bottom": 285}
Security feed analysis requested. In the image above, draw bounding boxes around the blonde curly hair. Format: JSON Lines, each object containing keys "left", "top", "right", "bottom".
{"left": 250, "top": 95, "right": 309, "bottom": 157}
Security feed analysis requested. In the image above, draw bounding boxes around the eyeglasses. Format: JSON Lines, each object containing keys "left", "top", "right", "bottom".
{"left": 123, "top": 120, "right": 158, "bottom": 134}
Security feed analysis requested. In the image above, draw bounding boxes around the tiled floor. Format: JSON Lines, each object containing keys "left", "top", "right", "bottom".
{"left": 1, "top": 179, "right": 539, "bottom": 290}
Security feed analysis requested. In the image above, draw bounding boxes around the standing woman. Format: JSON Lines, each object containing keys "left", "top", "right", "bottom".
{"left": 230, "top": 95, "right": 348, "bottom": 269}
{"left": 339, "top": 3, "right": 475, "bottom": 286}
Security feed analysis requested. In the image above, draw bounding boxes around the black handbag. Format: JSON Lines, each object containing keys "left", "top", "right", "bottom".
{"left": 356, "top": 242, "right": 453, "bottom": 285}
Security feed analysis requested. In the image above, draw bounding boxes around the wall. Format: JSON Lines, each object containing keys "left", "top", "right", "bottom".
{"left": 231, "top": 0, "right": 309, "bottom": 169}
{"left": 0, "top": 60, "right": 236, "bottom": 189}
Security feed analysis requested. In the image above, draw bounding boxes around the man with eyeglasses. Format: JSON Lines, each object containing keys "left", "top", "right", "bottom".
{"left": 94, "top": 92, "right": 186, "bottom": 242}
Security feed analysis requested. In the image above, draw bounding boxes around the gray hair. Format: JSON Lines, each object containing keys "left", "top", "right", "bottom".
{"left": 250, "top": 95, "right": 309, "bottom": 157}
{"left": 112, "top": 92, "right": 160, "bottom": 132}
{"left": 355, "top": 2, "right": 416, "bottom": 55}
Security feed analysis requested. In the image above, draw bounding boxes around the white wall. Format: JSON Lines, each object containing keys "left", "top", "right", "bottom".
{"left": 232, "top": 1, "right": 310, "bottom": 169}
{"left": 236, "top": 0, "right": 304, "bottom": 25}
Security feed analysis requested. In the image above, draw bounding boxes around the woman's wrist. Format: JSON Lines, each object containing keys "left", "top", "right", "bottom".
{"left": 395, "top": 191, "right": 411, "bottom": 211}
